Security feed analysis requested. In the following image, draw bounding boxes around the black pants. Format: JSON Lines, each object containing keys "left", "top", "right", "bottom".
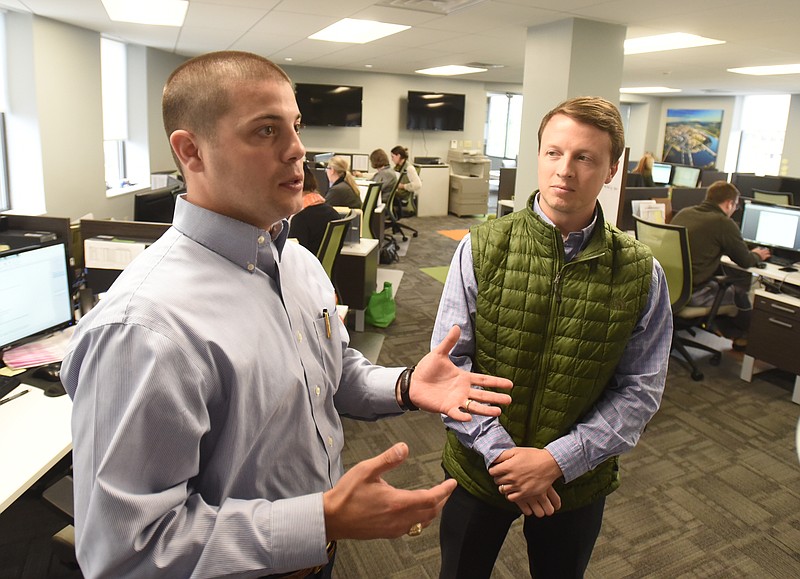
{"left": 439, "top": 485, "right": 605, "bottom": 579}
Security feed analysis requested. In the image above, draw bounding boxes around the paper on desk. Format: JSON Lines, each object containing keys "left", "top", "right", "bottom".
{"left": 2, "top": 326, "right": 76, "bottom": 369}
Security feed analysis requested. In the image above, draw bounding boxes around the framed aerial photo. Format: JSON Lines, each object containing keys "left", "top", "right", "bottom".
{"left": 662, "top": 108, "right": 723, "bottom": 168}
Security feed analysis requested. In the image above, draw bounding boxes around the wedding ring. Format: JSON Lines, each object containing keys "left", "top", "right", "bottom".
{"left": 407, "top": 522, "right": 423, "bottom": 537}
{"left": 464, "top": 399, "right": 472, "bottom": 412}
{"left": 499, "top": 484, "right": 505, "bottom": 495}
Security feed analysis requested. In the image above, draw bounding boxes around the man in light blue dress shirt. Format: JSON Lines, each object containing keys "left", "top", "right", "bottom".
{"left": 432, "top": 97, "right": 673, "bottom": 578}
{"left": 61, "top": 51, "right": 512, "bottom": 579}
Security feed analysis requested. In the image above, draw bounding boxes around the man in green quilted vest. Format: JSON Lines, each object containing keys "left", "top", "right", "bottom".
{"left": 432, "top": 96, "right": 673, "bottom": 578}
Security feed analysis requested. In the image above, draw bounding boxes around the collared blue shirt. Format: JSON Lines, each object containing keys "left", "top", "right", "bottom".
{"left": 432, "top": 194, "right": 672, "bottom": 483}
{"left": 63, "top": 196, "right": 404, "bottom": 578}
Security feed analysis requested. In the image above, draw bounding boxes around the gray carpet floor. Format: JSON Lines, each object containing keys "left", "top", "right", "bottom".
{"left": 335, "top": 213, "right": 800, "bottom": 578}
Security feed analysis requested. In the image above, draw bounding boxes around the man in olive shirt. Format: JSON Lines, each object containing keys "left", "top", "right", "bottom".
{"left": 671, "top": 180, "right": 771, "bottom": 345}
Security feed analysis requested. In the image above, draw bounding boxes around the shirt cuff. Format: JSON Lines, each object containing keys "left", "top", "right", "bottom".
{"left": 473, "top": 423, "right": 516, "bottom": 470}
{"left": 545, "top": 435, "right": 589, "bottom": 483}
{"left": 266, "top": 493, "right": 328, "bottom": 572}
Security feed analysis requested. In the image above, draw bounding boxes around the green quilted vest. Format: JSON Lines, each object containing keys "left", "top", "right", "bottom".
{"left": 442, "top": 194, "right": 653, "bottom": 513}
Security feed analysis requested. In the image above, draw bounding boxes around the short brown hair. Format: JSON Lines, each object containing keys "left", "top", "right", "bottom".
{"left": 538, "top": 96, "right": 625, "bottom": 164}
{"left": 162, "top": 51, "right": 291, "bottom": 168}
{"left": 370, "top": 149, "right": 390, "bottom": 168}
{"left": 706, "top": 180, "right": 739, "bottom": 204}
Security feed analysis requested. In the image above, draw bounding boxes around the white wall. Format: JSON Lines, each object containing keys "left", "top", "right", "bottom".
{"left": 282, "top": 65, "right": 493, "bottom": 164}
{"left": 780, "top": 94, "right": 800, "bottom": 176}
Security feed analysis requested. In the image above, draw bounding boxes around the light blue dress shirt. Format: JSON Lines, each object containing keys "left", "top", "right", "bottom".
{"left": 62, "top": 196, "right": 404, "bottom": 578}
{"left": 432, "top": 196, "right": 672, "bottom": 484}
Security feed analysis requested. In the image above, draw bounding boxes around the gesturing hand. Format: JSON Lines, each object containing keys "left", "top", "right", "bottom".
{"left": 323, "top": 442, "right": 457, "bottom": 541}
{"left": 410, "top": 326, "right": 513, "bottom": 421}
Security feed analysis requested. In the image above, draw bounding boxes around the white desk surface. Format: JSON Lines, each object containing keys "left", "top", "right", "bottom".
{"left": 0, "top": 383, "right": 72, "bottom": 513}
{"left": 340, "top": 237, "right": 379, "bottom": 256}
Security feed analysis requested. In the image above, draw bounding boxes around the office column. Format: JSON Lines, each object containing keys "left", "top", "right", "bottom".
{"left": 514, "top": 19, "right": 626, "bottom": 211}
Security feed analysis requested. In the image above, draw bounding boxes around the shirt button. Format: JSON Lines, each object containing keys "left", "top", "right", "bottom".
{"left": 297, "top": 331, "right": 303, "bottom": 343}
{"left": 257, "top": 235, "right": 266, "bottom": 244}
{"left": 247, "top": 263, "right": 255, "bottom": 272}
{"left": 315, "top": 386, "right": 321, "bottom": 397}
{"left": 328, "top": 436, "right": 334, "bottom": 447}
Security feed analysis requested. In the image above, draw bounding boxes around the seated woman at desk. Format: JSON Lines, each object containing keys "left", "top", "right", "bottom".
{"left": 290, "top": 164, "right": 341, "bottom": 254}
{"left": 390, "top": 146, "right": 422, "bottom": 217}
{"left": 630, "top": 152, "right": 655, "bottom": 187}
{"left": 369, "top": 148, "right": 398, "bottom": 203}
{"left": 324, "top": 156, "right": 362, "bottom": 209}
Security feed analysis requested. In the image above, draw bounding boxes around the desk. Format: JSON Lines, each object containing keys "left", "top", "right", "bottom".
{"left": 0, "top": 383, "right": 72, "bottom": 513}
{"left": 336, "top": 238, "right": 379, "bottom": 332}
{"left": 722, "top": 258, "right": 800, "bottom": 404}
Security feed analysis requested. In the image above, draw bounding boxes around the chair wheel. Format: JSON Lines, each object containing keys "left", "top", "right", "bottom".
{"left": 412, "top": 232, "right": 418, "bottom": 237}
{"left": 691, "top": 371, "right": 704, "bottom": 381}
{"left": 401, "top": 235, "right": 408, "bottom": 242}
{"left": 710, "top": 354, "right": 721, "bottom": 366}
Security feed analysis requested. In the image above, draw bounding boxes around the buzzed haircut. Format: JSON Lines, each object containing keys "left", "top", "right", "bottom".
{"left": 162, "top": 51, "right": 291, "bottom": 162}
{"left": 538, "top": 96, "right": 626, "bottom": 164}
{"left": 706, "top": 180, "right": 740, "bottom": 204}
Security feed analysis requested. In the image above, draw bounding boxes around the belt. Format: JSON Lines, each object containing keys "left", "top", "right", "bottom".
{"left": 263, "top": 542, "right": 336, "bottom": 579}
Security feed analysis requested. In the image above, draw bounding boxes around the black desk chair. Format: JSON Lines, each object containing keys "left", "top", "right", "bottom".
{"left": 634, "top": 216, "right": 737, "bottom": 381}
{"left": 385, "top": 178, "right": 418, "bottom": 242}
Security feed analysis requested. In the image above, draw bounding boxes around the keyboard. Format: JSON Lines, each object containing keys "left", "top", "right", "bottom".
{"left": 0, "top": 374, "right": 22, "bottom": 400}
{"left": 767, "top": 255, "right": 797, "bottom": 268}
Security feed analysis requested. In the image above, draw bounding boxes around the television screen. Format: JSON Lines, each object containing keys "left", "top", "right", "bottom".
{"left": 295, "top": 83, "right": 363, "bottom": 127}
{"left": 671, "top": 165, "right": 701, "bottom": 188}
{"left": 652, "top": 162, "right": 672, "bottom": 185}
{"left": 406, "top": 91, "right": 465, "bottom": 131}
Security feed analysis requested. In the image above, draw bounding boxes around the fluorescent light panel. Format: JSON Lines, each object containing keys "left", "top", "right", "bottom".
{"left": 620, "top": 86, "right": 682, "bottom": 94}
{"left": 728, "top": 64, "right": 800, "bottom": 76}
{"left": 309, "top": 18, "right": 410, "bottom": 44}
{"left": 624, "top": 33, "right": 724, "bottom": 55}
{"left": 416, "top": 65, "right": 487, "bottom": 76}
{"left": 101, "top": 0, "right": 188, "bottom": 27}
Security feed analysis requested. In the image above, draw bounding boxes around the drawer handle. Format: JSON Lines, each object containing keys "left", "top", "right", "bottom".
{"left": 769, "top": 303, "right": 797, "bottom": 315}
{"left": 768, "top": 317, "right": 794, "bottom": 329}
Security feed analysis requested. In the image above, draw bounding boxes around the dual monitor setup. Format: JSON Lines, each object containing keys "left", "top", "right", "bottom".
{"left": 651, "top": 162, "right": 702, "bottom": 188}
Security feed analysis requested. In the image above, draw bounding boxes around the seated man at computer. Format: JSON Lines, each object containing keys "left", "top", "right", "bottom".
{"left": 671, "top": 180, "right": 771, "bottom": 348}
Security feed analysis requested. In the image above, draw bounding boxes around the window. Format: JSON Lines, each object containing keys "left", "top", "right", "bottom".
{"left": 485, "top": 93, "right": 522, "bottom": 160}
{"left": 101, "top": 38, "right": 129, "bottom": 190}
{"left": 735, "top": 94, "right": 790, "bottom": 176}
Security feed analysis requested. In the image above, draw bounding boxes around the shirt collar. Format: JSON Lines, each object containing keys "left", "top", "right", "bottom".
{"left": 532, "top": 192, "right": 598, "bottom": 261}
{"left": 172, "top": 194, "right": 287, "bottom": 275}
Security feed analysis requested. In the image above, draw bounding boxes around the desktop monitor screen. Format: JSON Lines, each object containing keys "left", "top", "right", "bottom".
{"left": 0, "top": 242, "right": 73, "bottom": 351}
{"left": 651, "top": 162, "right": 672, "bottom": 185}
{"left": 671, "top": 165, "right": 701, "bottom": 188}
{"left": 134, "top": 186, "right": 178, "bottom": 223}
{"left": 740, "top": 200, "right": 800, "bottom": 253}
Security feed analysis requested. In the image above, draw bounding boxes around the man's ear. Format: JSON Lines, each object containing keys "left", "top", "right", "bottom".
{"left": 605, "top": 161, "right": 620, "bottom": 184}
{"left": 170, "top": 130, "right": 203, "bottom": 174}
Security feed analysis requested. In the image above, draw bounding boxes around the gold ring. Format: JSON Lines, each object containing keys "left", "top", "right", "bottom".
{"left": 407, "top": 522, "right": 423, "bottom": 537}
{"left": 464, "top": 399, "right": 472, "bottom": 412}
{"left": 499, "top": 484, "right": 505, "bottom": 495}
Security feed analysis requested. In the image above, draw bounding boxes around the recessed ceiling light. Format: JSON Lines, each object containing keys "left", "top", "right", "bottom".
{"left": 415, "top": 65, "right": 487, "bottom": 76}
{"left": 309, "top": 18, "right": 410, "bottom": 44}
{"left": 624, "top": 33, "right": 724, "bottom": 55}
{"left": 101, "top": 0, "right": 188, "bottom": 26}
{"left": 364, "top": 64, "right": 373, "bottom": 68}
{"left": 728, "top": 63, "right": 800, "bottom": 76}
{"left": 620, "top": 86, "right": 682, "bottom": 94}
{"left": 284, "top": 57, "right": 293, "bottom": 62}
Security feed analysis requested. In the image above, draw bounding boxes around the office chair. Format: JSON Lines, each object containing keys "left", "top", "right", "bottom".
{"left": 634, "top": 216, "right": 737, "bottom": 381}
{"left": 752, "top": 188, "right": 794, "bottom": 206}
{"left": 316, "top": 212, "right": 358, "bottom": 298}
{"left": 42, "top": 473, "right": 78, "bottom": 569}
{"left": 360, "top": 182, "right": 381, "bottom": 239}
{"left": 385, "top": 176, "right": 418, "bottom": 242}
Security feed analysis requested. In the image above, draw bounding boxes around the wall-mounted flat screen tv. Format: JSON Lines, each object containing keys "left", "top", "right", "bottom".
{"left": 406, "top": 91, "right": 465, "bottom": 131}
{"left": 295, "top": 83, "right": 363, "bottom": 127}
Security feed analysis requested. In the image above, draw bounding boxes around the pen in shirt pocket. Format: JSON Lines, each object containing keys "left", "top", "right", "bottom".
{"left": 322, "top": 308, "right": 331, "bottom": 339}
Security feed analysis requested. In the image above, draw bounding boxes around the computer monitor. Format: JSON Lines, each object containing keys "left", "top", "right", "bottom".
{"left": 651, "top": 162, "right": 672, "bottom": 185}
{"left": 134, "top": 186, "right": 179, "bottom": 223}
{"left": 671, "top": 165, "right": 701, "bottom": 188}
{"left": 740, "top": 200, "right": 800, "bottom": 256}
{"left": 0, "top": 242, "right": 73, "bottom": 352}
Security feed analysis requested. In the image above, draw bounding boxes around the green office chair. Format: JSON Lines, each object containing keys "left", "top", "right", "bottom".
{"left": 360, "top": 182, "right": 381, "bottom": 239}
{"left": 752, "top": 188, "right": 794, "bottom": 206}
{"left": 316, "top": 212, "right": 358, "bottom": 299}
{"left": 634, "top": 216, "right": 737, "bottom": 381}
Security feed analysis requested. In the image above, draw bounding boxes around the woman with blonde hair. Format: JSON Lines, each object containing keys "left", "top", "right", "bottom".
{"left": 631, "top": 152, "right": 655, "bottom": 187}
{"left": 324, "top": 155, "right": 361, "bottom": 209}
